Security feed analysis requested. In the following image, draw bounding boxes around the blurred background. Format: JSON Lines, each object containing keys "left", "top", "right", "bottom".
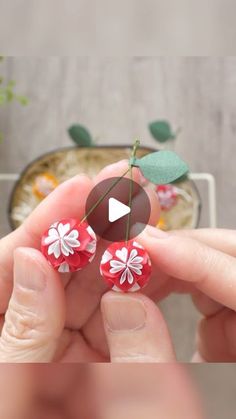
{"left": 0, "top": 0, "right": 236, "bottom": 55}
{"left": 0, "top": 56, "right": 236, "bottom": 362}
{"left": 0, "top": 364, "right": 235, "bottom": 419}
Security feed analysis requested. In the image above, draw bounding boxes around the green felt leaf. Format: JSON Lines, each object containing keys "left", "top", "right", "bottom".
{"left": 149, "top": 120, "right": 176, "bottom": 143}
{"left": 68, "top": 124, "right": 93, "bottom": 146}
{"left": 132, "top": 150, "right": 189, "bottom": 185}
{"left": 171, "top": 173, "right": 188, "bottom": 184}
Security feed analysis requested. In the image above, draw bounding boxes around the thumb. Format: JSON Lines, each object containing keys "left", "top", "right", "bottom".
{"left": 101, "top": 291, "right": 176, "bottom": 362}
{"left": 0, "top": 248, "right": 65, "bottom": 362}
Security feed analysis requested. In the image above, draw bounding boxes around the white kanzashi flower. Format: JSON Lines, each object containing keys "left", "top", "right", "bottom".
{"left": 85, "top": 226, "right": 97, "bottom": 254}
{"left": 101, "top": 250, "right": 113, "bottom": 265}
{"left": 109, "top": 247, "right": 144, "bottom": 285}
{"left": 44, "top": 222, "right": 80, "bottom": 259}
{"left": 58, "top": 262, "right": 70, "bottom": 273}
{"left": 86, "top": 240, "right": 97, "bottom": 254}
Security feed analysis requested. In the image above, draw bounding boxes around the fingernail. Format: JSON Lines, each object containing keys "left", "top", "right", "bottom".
{"left": 102, "top": 295, "right": 146, "bottom": 331}
{"left": 131, "top": 222, "right": 146, "bottom": 237}
{"left": 14, "top": 248, "right": 47, "bottom": 291}
{"left": 132, "top": 223, "right": 169, "bottom": 239}
{"left": 145, "top": 225, "right": 169, "bottom": 239}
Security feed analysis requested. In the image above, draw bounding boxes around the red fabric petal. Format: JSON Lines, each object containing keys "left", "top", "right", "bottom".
{"left": 100, "top": 240, "right": 152, "bottom": 293}
{"left": 41, "top": 218, "right": 97, "bottom": 273}
{"left": 156, "top": 184, "right": 178, "bottom": 211}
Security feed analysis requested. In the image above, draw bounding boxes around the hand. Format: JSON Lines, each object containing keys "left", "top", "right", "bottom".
{"left": 1, "top": 157, "right": 235, "bottom": 363}
{"left": 0, "top": 160, "right": 160, "bottom": 362}
{"left": 134, "top": 225, "right": 236, "bottom": 362}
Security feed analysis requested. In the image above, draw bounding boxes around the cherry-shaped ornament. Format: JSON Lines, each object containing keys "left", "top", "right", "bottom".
{"left": 156, "top": 184, "right": 178, "bottom": 211}
{"left": 41, "top": 218, "right": 97, "bottom": 273}
{"left": 100, "top": 240, "right": 152, "bottom": 292}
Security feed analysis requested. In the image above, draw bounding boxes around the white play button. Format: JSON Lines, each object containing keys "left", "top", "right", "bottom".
{"left": 85, "top": 177, "right": 151, "bottom": 241}
{"left": 108, "top": 197, "right": 131, "bottom": 223}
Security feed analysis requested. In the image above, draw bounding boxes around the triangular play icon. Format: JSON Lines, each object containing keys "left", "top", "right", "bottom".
{"left": 108, "top": 198, "right": 131, "bottom": 223}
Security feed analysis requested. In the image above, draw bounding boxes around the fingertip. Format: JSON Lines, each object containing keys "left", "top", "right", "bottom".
{"left": 101, "top": 290, "right": 170, "bottom": 334}
{"left": 95, "top": 159, "right": 142, "bottom": 185}
{"left": 0, "top": 245, "right": 66, "bottom": 361}
{"left": 131, "top": 224, "right": 169, "bottom": 245}
{"left": 101, "top": 290, "right": 175, "bottom": 362}
{"left": 96, "top": 160, "right": 129, "bottom": 180}
{"left": 14, "top": 246, "right": 43, "bottom": 261}
{"left": 56, "top": 174, "right": 93, "bottom": 201}
{"left": 62, "top": 173, "right": 92, "bottom": 185}
{"left": 143, "top": 185, "right": 161, "bottom": 226}
{"left": 101, "top": 291, "right": 147, "bottom": 336}
{"left": 102, "top": 290, "right": 156, "bottom": 307}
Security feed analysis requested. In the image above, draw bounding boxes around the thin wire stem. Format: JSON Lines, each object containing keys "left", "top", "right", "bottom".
{"left": 81, "top": 139, "right": 140, "bottom": 226}
{"left": 125, "top": 164, "right": 133, "bottom": 243}
{"left": 125, "top": 139, "right": 140, "bottom": 243}
{"left": 81, "top": 168, "right": 130, "bottom": 223}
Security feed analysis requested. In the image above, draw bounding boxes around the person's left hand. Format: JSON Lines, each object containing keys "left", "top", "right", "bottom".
{"left": 0, "top": 160, "right": 161, "bottom": 362}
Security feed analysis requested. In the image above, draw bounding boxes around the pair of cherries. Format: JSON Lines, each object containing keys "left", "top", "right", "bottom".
{"left": 41, "top": 218, "right": 152, "bottom": 292}
{"left": 39, "top": 146, "right": 190, "bottom": 292}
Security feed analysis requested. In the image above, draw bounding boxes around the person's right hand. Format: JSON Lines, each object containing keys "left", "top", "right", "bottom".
{"left": 130, "top": 225, "right": 236, "bottom": 362}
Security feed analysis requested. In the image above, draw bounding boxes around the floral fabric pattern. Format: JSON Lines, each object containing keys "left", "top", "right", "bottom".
{"left": 156, "top": 184, "right": 178, "bottom": 211}
{"left": 109, "top": 247, "right": 143, "bottom": 285}
{"left": 44, "top": 222, "right": 80, "bottom": 258}
{"left": 41, "top": 219, "right": 97, "bottom": 273}
{"left": 100, "top": 240, "right": 152, "bottom": 293}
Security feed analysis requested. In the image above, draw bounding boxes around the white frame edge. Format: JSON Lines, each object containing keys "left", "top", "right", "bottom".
{"left": 189, "top": 172, "right": 217, "bottom": 228}
{"left": 0, "top": 172, "right": 217, "bottom": 229}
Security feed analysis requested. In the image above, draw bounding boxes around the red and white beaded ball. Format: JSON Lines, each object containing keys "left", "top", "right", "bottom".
{"left": 100, "top": 240, "right": 152, "bottom": 292}
{"left": 156, "top": 184, "right": 178, "bottom": 211}
{"left": 41, "top": 218, "right": 97, "bottom": 273}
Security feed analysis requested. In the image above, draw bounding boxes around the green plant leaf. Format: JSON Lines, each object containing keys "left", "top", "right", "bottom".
{"left": 0, "top": 92, "right": 6, "bottom": 105}
{"left": 7, "top": 80, "right": 16, "bottom": 88}
{"left": 131, "top": 150, "right": 189, "bottom": 184}
{"left": 149, "top": 120, "right": 176, "bottom": 143}
{"left": 6, "top": 89, "right": 14, "bottom": 102}
{"left": 68, "top": 124, "right": 93, "bottom": 146}
{"left": 16, "top": 95, "right": 28, "bottom": 105}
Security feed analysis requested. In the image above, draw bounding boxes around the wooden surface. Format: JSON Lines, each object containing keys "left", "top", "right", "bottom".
{"left": 1, "top": 1, "right": 236, "bottom": 55}
{"left": 0, "top": 57, "right": 235, "bottom": 365}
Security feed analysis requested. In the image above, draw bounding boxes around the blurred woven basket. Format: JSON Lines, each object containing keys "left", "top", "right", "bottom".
{"left": 8, "top": 146, "right": 201, "bottom": 230}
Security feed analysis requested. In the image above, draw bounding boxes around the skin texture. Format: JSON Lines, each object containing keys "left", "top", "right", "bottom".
{"left": 0, "top": 159, "right": 235, "bottom": 362}
{"left": 135, "top": 226, "right": 236, "bottom": 362}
